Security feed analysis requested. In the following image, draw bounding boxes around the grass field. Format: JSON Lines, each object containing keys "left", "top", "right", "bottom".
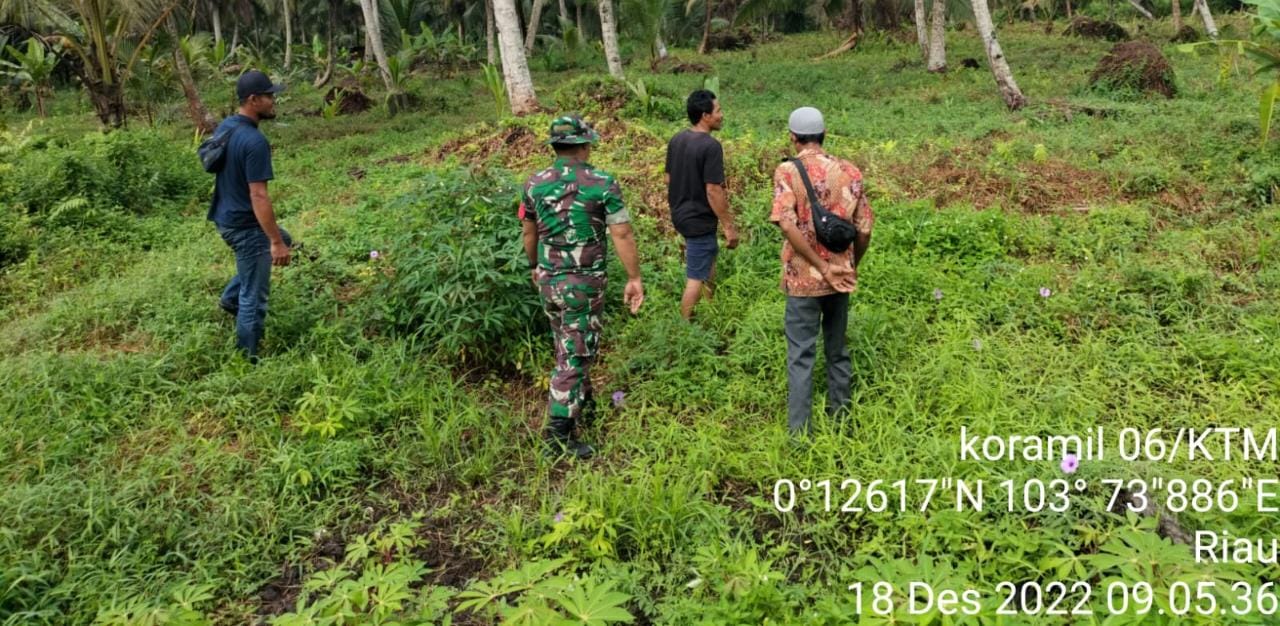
{"left": 2, "top": 17, "right": 1279, "bottom": 625}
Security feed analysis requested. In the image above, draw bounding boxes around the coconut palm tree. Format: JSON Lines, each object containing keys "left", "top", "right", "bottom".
{"left": 598, "top": 0, "right": 623, "bottom": 77}
{"left": 1, "top": 0, "right": 178, "bottom": 127}
{"left": 970, "top": 0, "right": 1026, "bottom": 109}
{"left": 167, "top": 15, "right": 216, "bottom": 133}
{"left": 914, "top": 0, "right": 928, "bottom": 59}
{"left": 1192, "top": 0, "right": 1217, "bottom": 39}
{"left": 926, "top": 0, "right": 945, "bottom": 72}
{"left": 526, "top": 0, "right": 548, "bottom": 53}
{"left": 493, "top": 0, "right": 539, "bottom": 113}
{"left": 357, "top": 0, "right": 393, "bottom": 90}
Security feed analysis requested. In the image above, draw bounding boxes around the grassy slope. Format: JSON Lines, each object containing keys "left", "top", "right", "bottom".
{"left": 2, "top": 19, "right": 1279, "bottom": 624}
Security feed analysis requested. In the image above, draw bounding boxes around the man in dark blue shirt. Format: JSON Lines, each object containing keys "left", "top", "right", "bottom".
{"left": 210, "top": 70, "right": 290, "bottom": 361}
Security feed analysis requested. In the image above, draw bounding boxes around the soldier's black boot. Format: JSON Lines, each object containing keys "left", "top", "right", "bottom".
{"left": 544, "top": 416, "right": 595, "bottom": 460}
{"left": 579, "top": 392, "right": 600, "bottom": 430}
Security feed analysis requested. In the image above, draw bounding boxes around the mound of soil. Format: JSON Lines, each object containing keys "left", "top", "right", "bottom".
{"left": 1171, "top": 25, "right": 1199, "bottom": 43}
{"left": 665, "top": 60, "right": 713, "bottom": 74}
{"left": 1089, "top": 40, "right": 1176, "bottom": 98}
{"left": 892, "top": 149, "right": 1126, "bottom": 213}
{"left": 323, "top": 81, "right": 373, "bottom": 115}
{"left": 707, "top": 28, "right": 757, "bottom": 51}
{"left": 1063, "top": 17, "right": 1129, "bottom": 41}
{"left": 552, "top": 76, "right": 631, "bottom": 117}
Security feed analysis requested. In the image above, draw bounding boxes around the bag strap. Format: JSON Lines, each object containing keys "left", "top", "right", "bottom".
{"left": 789, "top": 157, "right": 828, "bottom": 219}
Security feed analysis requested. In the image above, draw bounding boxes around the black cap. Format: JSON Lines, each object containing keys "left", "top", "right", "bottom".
{"left": 235, "top": 70, "right": 285, "bottom": 101}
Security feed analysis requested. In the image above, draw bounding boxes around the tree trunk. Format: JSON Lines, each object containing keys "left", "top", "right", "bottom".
{"left": 656, "top": 35, "right": 669, "bottom": 60}
{"left": 1193, "top": 0, "right": 1218, "bottom": 39}
{"left": 210, "top": 0, "right": 223, "bottom": 47}
{"left": 86, "top": 79, "right": 126, "bottom": 128}
{"left": 494, "top": 0, "right": 540, "bottom": 114}
{"left": 914, "top": 0, "right": 929, "bottom": 61}
{"left": 525, "top": 0, "right": 547, "bottom": 53}
{"left": 577, "top": 2, "right": 585, "bottom": 36}
{"left": 1127, "top": 0, "right": 1154, "bottom": 19}
{"left": 171, "top": 28, "right": 218, "bottom": 134}
{"left": 486, "top": 0, "right": 498, "bottom": 64}
{"left": 599, "top": 0, "right": 624, "bottom": 78}
{"left": 231, "top": 22, "right": 240, "bottom": 56}
{"left": 283, "top": 0, "right": 293, "bottom": 69}
{"left": 358, "top": 0, "right": 393, "bottom": 89}
{"left": 559, "top": 0, "right": 570, "bottom": 21}
{"left": 970, "top": 0, "right": 1026, "bottom": 109}
{"left": 927, "top": 0, "right": 946, "bottom": 72}
{"left": 1171, "top": 0, "right": 1182, "bottom": 31}
{"left": 698, "top": 0, "right": 713, "bottom": 54}
{"left": 314, "top": 0, "right": 338, "bottom": 88}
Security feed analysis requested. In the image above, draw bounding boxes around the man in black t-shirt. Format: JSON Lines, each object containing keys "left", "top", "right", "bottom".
{"left": 665, "top": 89, "right": 738, "bottom": 320}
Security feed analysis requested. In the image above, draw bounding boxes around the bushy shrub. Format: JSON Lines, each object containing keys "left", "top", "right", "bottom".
{"left": 0, "top": 129, "right": 207, "bottom": 222}
{"left": 375, "top": 168, "right": 545, "bottom": 368}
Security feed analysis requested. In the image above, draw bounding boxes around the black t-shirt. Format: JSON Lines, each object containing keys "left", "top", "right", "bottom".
{"left": 665, "top": 129, "right": 725, "bottom": 238}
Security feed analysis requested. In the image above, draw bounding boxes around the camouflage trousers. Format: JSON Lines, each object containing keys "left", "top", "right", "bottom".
{"left": 538, "top": 271, "right": 606, "bottom": 424}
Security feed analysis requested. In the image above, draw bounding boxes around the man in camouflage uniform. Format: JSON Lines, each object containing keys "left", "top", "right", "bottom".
{"left": 520, "top": 115, "right": 645, "bottom": 460}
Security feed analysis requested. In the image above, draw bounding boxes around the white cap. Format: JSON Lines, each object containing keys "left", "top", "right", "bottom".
{"left": 788, "top": 106, "right": 825, "bottom": 134}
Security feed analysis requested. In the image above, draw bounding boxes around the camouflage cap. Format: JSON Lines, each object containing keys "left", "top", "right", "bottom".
{"left": 547, "top": 114, "right": 600, "bottom": 145}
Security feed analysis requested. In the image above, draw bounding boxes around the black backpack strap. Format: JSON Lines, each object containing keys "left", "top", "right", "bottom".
{"left": 789, "top": 157, "right": 826, "bottom": 217}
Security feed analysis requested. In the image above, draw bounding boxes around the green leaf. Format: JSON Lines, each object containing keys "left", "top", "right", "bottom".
{"left": 1260, "top": 81, "right": 1280, "bottom": 147}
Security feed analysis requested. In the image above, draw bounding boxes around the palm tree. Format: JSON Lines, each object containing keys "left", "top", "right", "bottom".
{"left": 282, "top": 0, "right": 292, "bottom": 69}
{"left": 1, "top": 0, "right": 178, "bottom": 127}
{"left": 598, "top": 0, "right": 623, "bottom": 77}
{"left": 168, "top": 16, "right": 216, "bottom": 133}
{"left": 970, "top": 0, "right": 1025, "bottom": 109}
{"left": 914, "top": 0, "right": 928, "bottom": 60}
{"left": 1192, "top": 0, "right": 1217, "bottom": 39}
{"left": 357, "top": 0, "right": 393, "bottom": 90}
{"left": 623, "top": 0, "right": 669, "bottom": 62}
{"left": 493, "top": 0, "right": 539, "bottom": 114}
{"left": 485, "top": 0, "right": 497, "bottom": 64}
{"left": 525, "top": 0, "right": 548, "bottom": 53}
{"left": 926, "top": 0, "right": 945, "bottom": 72}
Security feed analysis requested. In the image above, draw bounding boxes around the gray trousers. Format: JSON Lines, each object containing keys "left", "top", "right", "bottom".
{"left": 785, "top": 293, "right": 852, "bottom": 435}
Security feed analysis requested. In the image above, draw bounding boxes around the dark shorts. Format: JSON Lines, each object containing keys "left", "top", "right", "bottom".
{"left": 684, "top": 232, "right": 719, "bottom": 281}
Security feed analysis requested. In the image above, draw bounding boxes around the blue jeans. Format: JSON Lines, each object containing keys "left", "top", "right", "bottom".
{"left": 217, "top": 224, "right": 291, "bottom": 359}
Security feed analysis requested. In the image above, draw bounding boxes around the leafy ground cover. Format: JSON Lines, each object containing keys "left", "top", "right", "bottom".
{"left": 2, "top": 20, "right": 1278, "bottom": 625}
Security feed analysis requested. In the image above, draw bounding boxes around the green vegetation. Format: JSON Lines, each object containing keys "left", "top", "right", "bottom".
{"left": 2, "top": 6, "right": 1280, "bottom": 626}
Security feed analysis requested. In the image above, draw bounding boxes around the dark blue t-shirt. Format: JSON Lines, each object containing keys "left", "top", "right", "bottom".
{"left": 207, "top": 115, "right": 274, "bottom": 229}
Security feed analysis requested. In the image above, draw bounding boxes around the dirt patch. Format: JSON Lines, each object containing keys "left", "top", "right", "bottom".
{"left": 1063, "top": 17, "right": 1129, "bottom": 41}
{"left": 1089, "top": 40, "right": 1177, "bottom": 98}
{"left": 323, "top": 81, "right": 373, "bottom": 116}
{"left": 707, "top": 27, "right": 764, "bottom": 51}
{"left": 667, "top": 61, "right": 712, "bottom": 74}
{"left": 429, "top": 123, "right": 544, "bottom": 170}
{"left": 894, "top": 150, "right": 1123, "bottom": 212}
{"left": 1171, "top": 25, "right": 1199, "bottom": 43}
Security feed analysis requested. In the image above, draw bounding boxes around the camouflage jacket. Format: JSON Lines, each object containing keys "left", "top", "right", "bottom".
{"left": 519, "top": 156, "right": 630, "bottom": 275}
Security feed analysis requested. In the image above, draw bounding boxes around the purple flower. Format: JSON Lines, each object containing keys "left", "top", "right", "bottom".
{"left": 611, "top": 390, "right": 625, "bottom": 407}
{"left": 1039, "top": 286, "right": 1052, "bottom": 298}
{"left": 1060, "top": 454, "right": 1079, "bottom": 474}
{"left": 370, "top": 250, "right": 380, "bottom": 260}
{"left": 933, "top": 288, "right": 944, "bottom": 301}
{"left": 554, "top": 511, "right": 564, "bottom": 523}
